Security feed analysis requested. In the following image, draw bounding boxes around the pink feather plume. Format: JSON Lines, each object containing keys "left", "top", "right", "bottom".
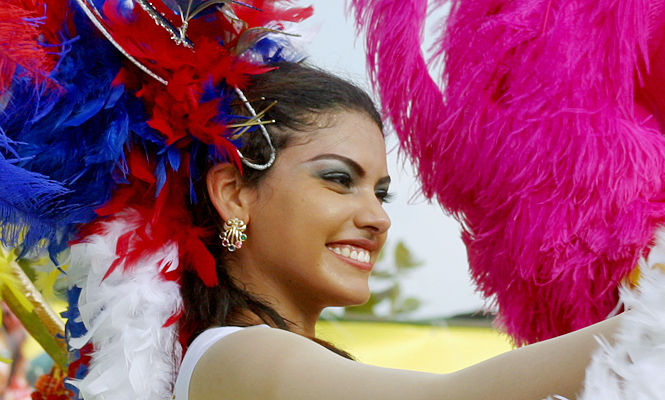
{"left": 352, "top": 0, "right": 443, "bottom": 173}
{"left": 353, "top": 0, "right": 665, "bottom": 344}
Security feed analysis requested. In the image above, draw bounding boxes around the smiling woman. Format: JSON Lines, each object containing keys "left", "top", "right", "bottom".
{"left": 0, "top": 1, "right": 660, "bottom": 399}
{"left": 178, "top": 62, "right": 392, "bottom": 345}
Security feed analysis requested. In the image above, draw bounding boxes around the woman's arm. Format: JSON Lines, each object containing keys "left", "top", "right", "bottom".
{"left": 449, "top": 315, "right": 621, "bottom": 400}
{"left": 189, "top": 315, "right": 621, "bottom": 400}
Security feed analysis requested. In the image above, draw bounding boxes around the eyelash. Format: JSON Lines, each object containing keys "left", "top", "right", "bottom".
{"left": 375, "top": 189, "right": 395, "bottom": 204}
{"left": 322, "top": 172, "right": 353, "bottom": 188}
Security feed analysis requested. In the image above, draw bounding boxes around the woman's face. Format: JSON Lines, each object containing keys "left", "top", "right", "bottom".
{"left": 232, "top": 111, "right": 391, "bottom": 317}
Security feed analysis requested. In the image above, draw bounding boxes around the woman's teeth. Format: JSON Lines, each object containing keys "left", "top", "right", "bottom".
{"left": 328, "top": 246, "right": 371, "bottom": 263}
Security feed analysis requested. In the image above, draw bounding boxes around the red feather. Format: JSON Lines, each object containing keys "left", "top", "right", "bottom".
{"left": 93, "top": 151, "right": 218, "bottom": 286}
{"left": 0, "top": 0, "right": 56, "bottom": 92}
{"left": 128, "top": 148, "right": 157, "bottom": 183}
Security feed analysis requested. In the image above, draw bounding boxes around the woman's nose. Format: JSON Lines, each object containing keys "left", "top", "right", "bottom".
{"left": 355, "top": 194, "right": 392, "bottom": 235}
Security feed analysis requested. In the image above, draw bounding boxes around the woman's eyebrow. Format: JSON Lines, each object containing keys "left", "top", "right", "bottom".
{"left": 308, "top": 154, "right": 391, "bottom": 184}
{"left": 307, "top": 154, "right": 365, "bottom": 177}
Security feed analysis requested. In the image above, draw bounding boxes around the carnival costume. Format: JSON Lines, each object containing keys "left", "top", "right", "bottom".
{"left": 1, "top": 0, "right": 665, "bottom": 399}
{"left": 0, "top": 0, "right": 309, "bottom": 398}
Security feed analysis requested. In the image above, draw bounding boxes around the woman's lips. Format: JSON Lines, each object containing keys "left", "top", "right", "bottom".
{"left": 326, "top": 244, "right": 373, "bottom": 271}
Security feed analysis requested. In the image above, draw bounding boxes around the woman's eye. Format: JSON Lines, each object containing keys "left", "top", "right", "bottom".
{"left": 375, "top": 189, "right": 395, "bottom": 204}
{"left": 322, "top": 172, "right": 353, "bottom": 188}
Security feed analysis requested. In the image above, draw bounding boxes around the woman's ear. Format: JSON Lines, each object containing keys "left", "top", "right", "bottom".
{"left": 206, "top": 163, "right": 253, "bottom": 222}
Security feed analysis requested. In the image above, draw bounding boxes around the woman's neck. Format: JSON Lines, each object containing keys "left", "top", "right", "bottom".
{"left": 238, "top": 303, "right": 319, "bottom": 337}
{"left": 227, "top": 263, "right": 323, "bottom": 337}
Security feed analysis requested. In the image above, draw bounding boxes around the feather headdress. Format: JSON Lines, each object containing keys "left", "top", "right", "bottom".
{"left": 0, "top": 0, "right": 311, "bottom": 398}
{"left": 353, "top": 0, "right": 665, "bottom": 344}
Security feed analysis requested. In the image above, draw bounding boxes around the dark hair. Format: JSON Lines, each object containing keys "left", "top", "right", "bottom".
{"left": 180, "top": 62, "right": 383, "bottom": 358}
{"left": 229, "top": 61, "right": 382, "bottom": 186}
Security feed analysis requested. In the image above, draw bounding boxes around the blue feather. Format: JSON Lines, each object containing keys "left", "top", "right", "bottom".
{"left": 250, "top": 36, "right": 305, "bottom": 64}
{"left": 166, "top": 145, "right": 181, "bottom": 171}
{"left": 0, "top": 127, "right": 21, "bottom": 159}
{"left": 105, "top": 84, "right": 124, "bottom": 109}
{"left": 0, "top": 7, "right": 141, "bottom": 259}
{"left": 189, "top": 142, "right": 201, "bottom": 203}
{"left": 62, "top": 96, "right": 105, "bottom": 127}
{"left": 0, "top": 158, "right": 70, "bottom": 255}
{"left": 155, "top": 157, "right": 167, "bottom": 195}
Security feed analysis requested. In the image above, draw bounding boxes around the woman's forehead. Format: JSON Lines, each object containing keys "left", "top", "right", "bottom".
{"left": 289, "top": 111, "right": 383, "bottom": 144}
{"left": 279, "top": 111, "right": 388, "bottom": 170}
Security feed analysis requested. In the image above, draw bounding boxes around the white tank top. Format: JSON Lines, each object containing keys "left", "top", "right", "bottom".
{"left": 173, "top": 325, "right": 269, "bottom": 400}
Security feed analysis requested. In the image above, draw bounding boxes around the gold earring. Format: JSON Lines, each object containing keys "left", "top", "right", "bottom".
{"left": 220, "top": 218, "right": 247, "bottom": 252}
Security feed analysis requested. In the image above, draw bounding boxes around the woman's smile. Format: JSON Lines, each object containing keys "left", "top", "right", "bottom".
{"left": 326, "top": 236, "right": 381, "bottom": 271}
{"left": 327, "top": 245, "right": 371, "bottom": 264}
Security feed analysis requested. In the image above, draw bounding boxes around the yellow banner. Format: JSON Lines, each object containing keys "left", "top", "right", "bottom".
{"left": 317, "top": 320, "right": 513, "bottom": 373}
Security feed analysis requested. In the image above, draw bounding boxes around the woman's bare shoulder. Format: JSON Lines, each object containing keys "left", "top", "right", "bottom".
{"left": 195, "top": 326, "right": 336, "bottom": 367}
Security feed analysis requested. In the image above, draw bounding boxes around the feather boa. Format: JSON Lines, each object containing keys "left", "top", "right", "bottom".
{"left": 65, "top": 210, "right": 183, "bottom": 400}
{"left": 353, "top": 0, "right": 665, "bottom": 344}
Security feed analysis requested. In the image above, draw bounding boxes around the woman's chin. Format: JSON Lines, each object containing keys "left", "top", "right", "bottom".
{"left": 328, "top": 288, "right": 372, "bottom": 309}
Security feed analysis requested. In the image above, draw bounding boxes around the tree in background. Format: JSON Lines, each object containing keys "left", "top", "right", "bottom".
{"left": 345, "top": 240, "right": 423, "bottom": 320}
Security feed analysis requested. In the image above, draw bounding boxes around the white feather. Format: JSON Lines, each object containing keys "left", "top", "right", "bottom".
{"left": 66, "top": 210, "right": 183, "bottom": 400}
